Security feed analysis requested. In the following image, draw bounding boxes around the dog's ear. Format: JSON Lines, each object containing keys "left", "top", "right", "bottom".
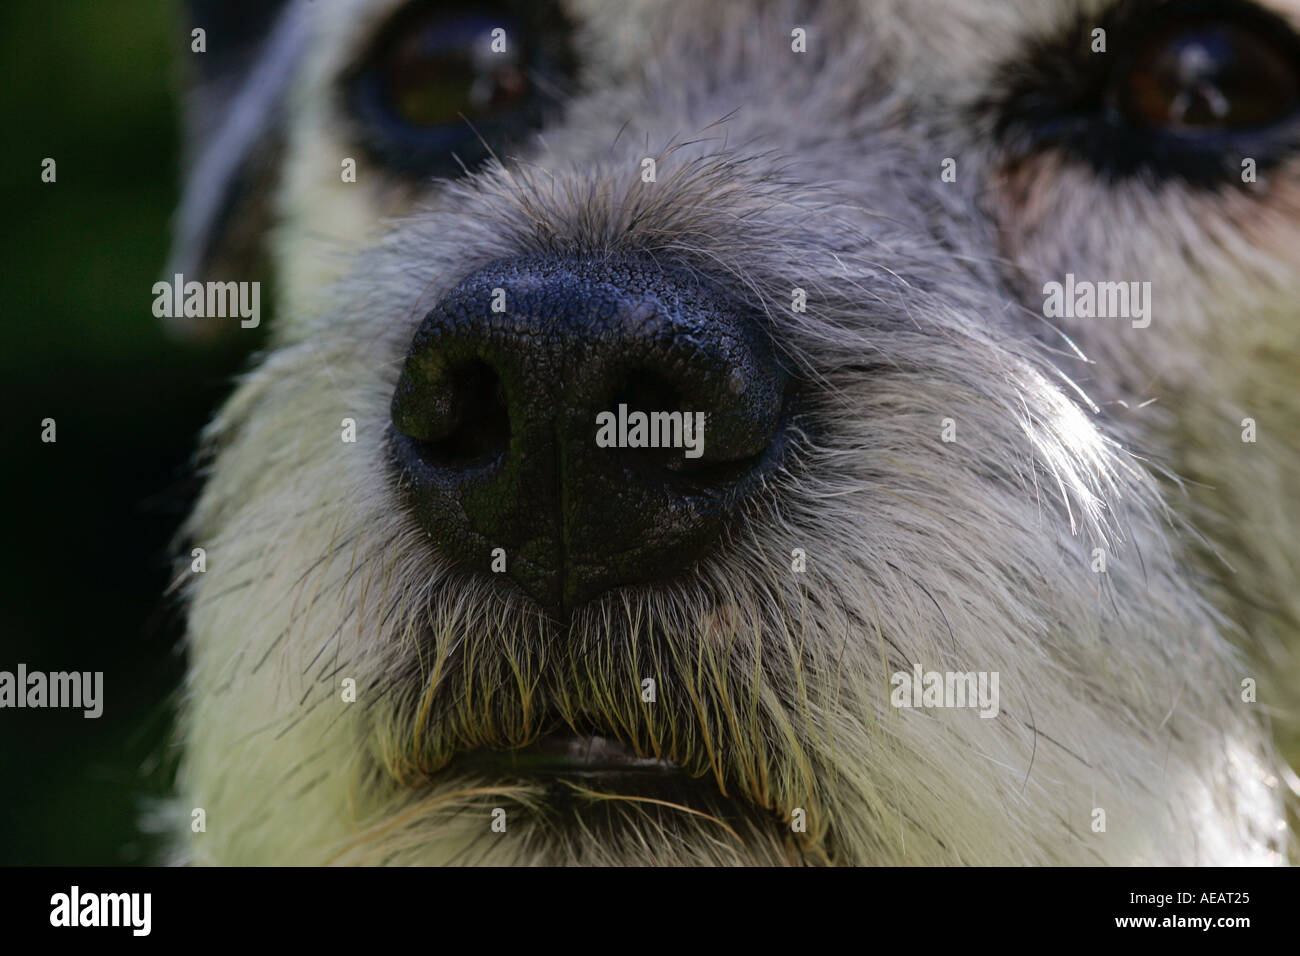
{"left": 164, "top": 0, "right": 310, "bottom": 339}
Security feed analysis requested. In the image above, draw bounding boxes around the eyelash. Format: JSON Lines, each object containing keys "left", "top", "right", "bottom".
{"left": 981, "top": 0, "right": 1300, "bottom": 186}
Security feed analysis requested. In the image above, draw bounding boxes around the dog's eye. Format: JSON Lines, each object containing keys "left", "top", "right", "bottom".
{"left": 346, "top": 2, "right": 574, "bottom": 176}
{"left": 987, "top": 0, "right": 1300, "bottom": 184}
{"left": 1117, "top": 19, "right": 1300, "bottom": 132}
{"left": 382, "top": 16, "right": 529, "bottom": 127}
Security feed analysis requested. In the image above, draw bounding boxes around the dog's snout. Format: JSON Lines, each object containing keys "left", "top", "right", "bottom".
{"left": 389, "top": 256, "right": 789, "bottom": 616}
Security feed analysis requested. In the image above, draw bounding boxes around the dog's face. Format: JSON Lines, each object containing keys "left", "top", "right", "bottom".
{"left": 173, "top": 0, "right": 1299, "bottom": 864}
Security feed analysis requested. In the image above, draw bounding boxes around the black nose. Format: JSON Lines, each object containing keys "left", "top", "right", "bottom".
{"left": 388, "top": 256, "right": 789, "bottom": 616}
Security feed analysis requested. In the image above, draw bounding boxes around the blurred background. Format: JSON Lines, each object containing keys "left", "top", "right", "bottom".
{"left": 0, "top": 0, "right": 261, "bottom": 863}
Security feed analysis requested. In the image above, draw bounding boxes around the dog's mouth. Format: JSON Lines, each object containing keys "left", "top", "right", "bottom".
{"left": 439, "top": 733, "right": 754, "bottom": 837}
{"left": 424, "top": 726, "right": 812, "bottom": 863}
{"left": 442, "top": 728, "right": 741, "bottom": 812}
{"left": 451, "top": 732, "right": 682, "bottom": 780}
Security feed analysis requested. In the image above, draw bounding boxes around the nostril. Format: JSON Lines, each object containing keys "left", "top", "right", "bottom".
{"left": 436, "top": 361, "right": 511, "bottom": 462}
{"left": 612, "top": 368, "right": 682, "bottom": 413}
{"left": 607, "top": 367, "right": 695, "bottom": 473}
{"left": 603, "top": 366, "right": 784, "bottom": 481}
{"left": 393, "top": 359, "right": 511, "bottom": 465}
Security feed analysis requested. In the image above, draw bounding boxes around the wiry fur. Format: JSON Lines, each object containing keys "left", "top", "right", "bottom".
{"left": 172, "top": 0, "right": 1297, "bottom": 864}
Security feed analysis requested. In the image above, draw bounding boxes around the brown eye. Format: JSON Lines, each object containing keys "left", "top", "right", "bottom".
{"left": 347, "top": 2, "right": 575, "bottom": 176}
{"left": 1120, "top": 20, "right": 1300, "bottom": 132}
{"left": 383, "top": 16, "right": 530, "bottom": 128}
{"left": 986, "top": 1, "right": 1300, "bottom": 183}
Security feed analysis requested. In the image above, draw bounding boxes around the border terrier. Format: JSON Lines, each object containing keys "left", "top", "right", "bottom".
{"left": 166, "top": 0, "right": 1300, "bottom": 864}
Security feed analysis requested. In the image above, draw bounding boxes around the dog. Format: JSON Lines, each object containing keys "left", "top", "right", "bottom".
{"left": 165, "top": 0, "right": 1300, "bottom": 864}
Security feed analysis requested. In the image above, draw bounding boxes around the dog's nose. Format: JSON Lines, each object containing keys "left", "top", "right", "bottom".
{"left": 388, "top": 256, "right": 789, "bottom": 616}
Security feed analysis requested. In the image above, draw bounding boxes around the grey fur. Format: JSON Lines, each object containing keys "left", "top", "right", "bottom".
{"left": 169, "top": 0, "right": 1299, "bottom": 864}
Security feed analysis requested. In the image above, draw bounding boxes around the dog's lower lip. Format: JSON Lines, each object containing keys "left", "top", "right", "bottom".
{"left": 453, "top": 733, "right": 680, "bottom": 777}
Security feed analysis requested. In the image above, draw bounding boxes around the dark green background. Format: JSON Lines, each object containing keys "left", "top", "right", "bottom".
{"left": 0, "top": 0, "right": 259, "bottom": 863}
